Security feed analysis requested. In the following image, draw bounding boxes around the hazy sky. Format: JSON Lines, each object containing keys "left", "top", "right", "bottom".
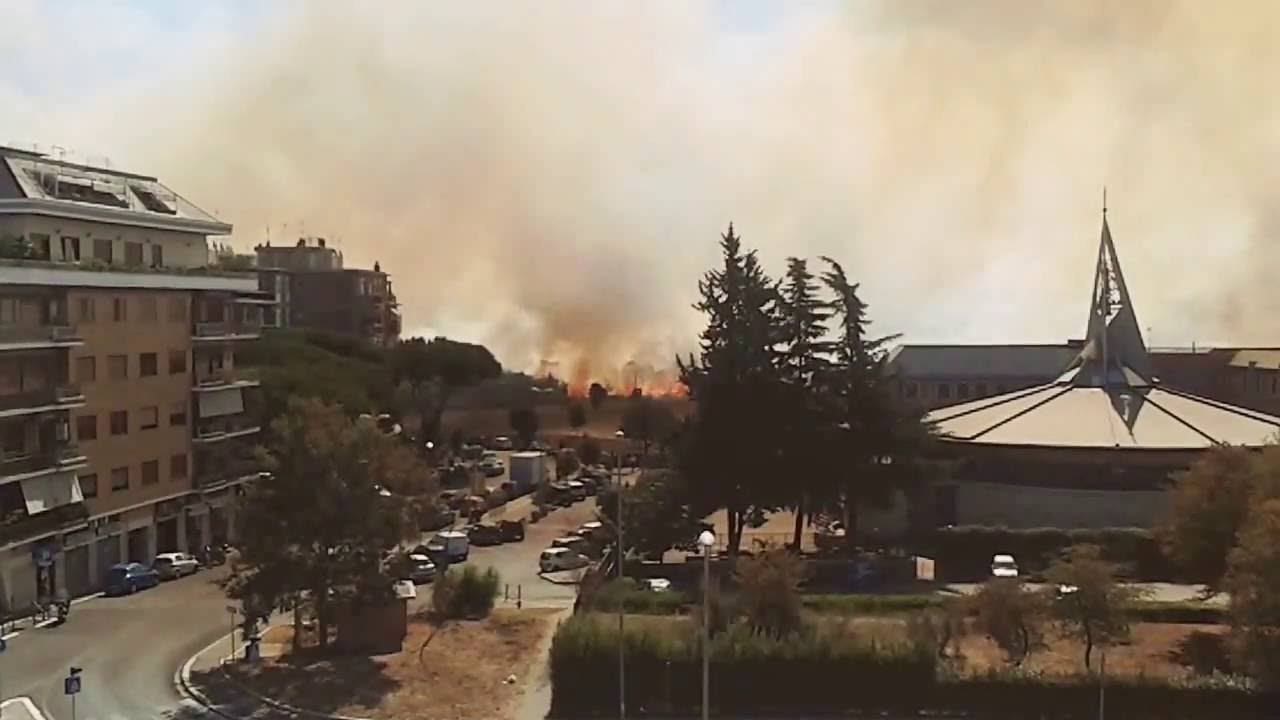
{"left": 3, "top": 1, "right": 1278, "bottom": 374}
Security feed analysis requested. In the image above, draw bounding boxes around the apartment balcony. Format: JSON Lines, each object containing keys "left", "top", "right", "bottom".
{"left": 0, "top": 500, "right": 89, "bottom": 547}
{"left": 0, "top": 324, "right": 83, "bottom": 351}
{"left": 193, "top": 417, "right": 262, "bottom": 444}
{"left": 194, "top": 441, "right": 263, "bottom": 491}
{"left": 0, "top": 384, "right": 85, "bottom": 418}
{"left": 0, "top": 445, "right": 88, "bottom": 483}
{"left": 192, "top": 320, "right": 262, "bottom": 343}
{"left": 192, "top": 367, "right": 260, "bottom": 392}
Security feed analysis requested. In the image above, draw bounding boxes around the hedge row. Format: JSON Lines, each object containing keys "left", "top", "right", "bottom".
{"left": 930, "top": 526, "right": 1179, "bottom": 582}
{"left": 550, "top": 614, "right": 1268, "bottom": 718}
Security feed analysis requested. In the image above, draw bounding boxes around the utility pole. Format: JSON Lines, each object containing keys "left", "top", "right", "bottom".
{"left": 614, "top": 429, "right": 626, "bottom": 720}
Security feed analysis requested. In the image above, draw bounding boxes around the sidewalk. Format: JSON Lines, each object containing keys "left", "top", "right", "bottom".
{"left": 0, "top": 697, "right": 48, "bottom": 720}
{"left": 179, "top": 634, "right": 298, "bottom": 720}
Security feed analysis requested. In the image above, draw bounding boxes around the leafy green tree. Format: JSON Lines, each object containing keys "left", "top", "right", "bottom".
{"left": 597, "top": 470, "right": 701, "bottom": 558}
{"left": 1046, "top": 544, "right": 1146, "bottom": 671}
{"left": 588, "top": 382, "right": 609, "bottom": 410}
{"left": 509, "top": 406, "right": 539, "bottom": 444}
{"left": 1162, "top": 445, "right": 1280, "bottom": 588}
{"left": 389, "top": 336, "right": 502, "bottom": 442}
{"left": 621, "top": 395, "right": 678, "bottom": 458}
{"left": 678, "top": 224, "right": 785, "bottom": 555}
{"left": 568, "top": 402, "right": 587, "bottom": 433}
{"left": 776, "top": 257, "right": 836, "bottom": 548}
{"left": 227, "top": 398, "right": 418, "bottom": 649}
{"left": 244, "top": 330, "right": 395, "bottom": 426}
{"left": 973, "top": 578, "right": 1049, "bottom": 666}
{"left": 1225, "top": 498, "right": 1280, "bottom": 688}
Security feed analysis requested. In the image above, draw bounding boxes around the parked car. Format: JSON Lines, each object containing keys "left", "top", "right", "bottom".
{"left": 575, "top": 521, "right": 604, "bottom": 541}
{"left": 195, "top": 544, "right": 227, "bottom": 567}
{"left": 540, "top": 548, "right": 589, "bottom": 573}
{"left": 991, "top": 554, "right": 1020, "bottom": 579}
{"left": 551, "top": 536, "right": 589, "bottom": 556}
{"left": 498, "top": 519, "right": 526, "bottom": 542}
{"left": 644, "top": 578, "right": 672, "bottom": 592}
{"left": 412, "top": 543, "right": 450, "bottom": 571}
{"left": 480, "top": 455, "right": 505, "bottom": 477}
{"left": 153, "top": 552, "right": 199, "bottom": 580}
{"left": 428, "top": 530, "right": 470, "bottom": 562}
{"left": 493, "top": 436, "right": 514, "bottom": 451}
{"left": 420, "top": 505, "right": 458, "bottom": 532}
{"left": 565, "top": 479, "right": 587, "bottom": 501}
{"left": 402, "top": 554, "right": 438, "bottom": 584}
{"left": 105, "top": 562, "right": 161, "bottom": 596}
{"left": 468, "top": 523, "right": 503, "bottom": 546}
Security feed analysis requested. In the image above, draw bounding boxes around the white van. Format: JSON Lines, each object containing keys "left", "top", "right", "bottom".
{"left": 540, "top": 548, "right": 589, "bottom": 573}
{"left": 428, "top": 531, "right": 470, "bottom": 562}
{"left": 990, "top": 554, "right": 1019, "bottom": 579}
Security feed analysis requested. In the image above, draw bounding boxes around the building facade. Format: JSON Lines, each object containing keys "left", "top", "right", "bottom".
{"left": 0, "top": 145, "right": 264, "bottom": 610}
{"left": 254, "top": 238, "right": 400, "bottom": 347}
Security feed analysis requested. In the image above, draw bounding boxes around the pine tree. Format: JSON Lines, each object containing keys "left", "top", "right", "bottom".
{"left": 679, "top": 224, "right": 784, "bottom": 555}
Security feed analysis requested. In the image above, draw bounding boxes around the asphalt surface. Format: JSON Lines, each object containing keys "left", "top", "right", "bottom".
{"left": 0, "top": 567, "right": 233, "bottom": 720}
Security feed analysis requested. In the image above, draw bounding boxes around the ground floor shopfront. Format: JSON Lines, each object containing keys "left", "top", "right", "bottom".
{"left": 0, "top": 486, "right": 242, "bottom": 613}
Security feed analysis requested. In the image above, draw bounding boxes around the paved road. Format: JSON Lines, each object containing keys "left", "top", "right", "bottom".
{"left": 944, "top": 581, "right": 1225, "bottom": 604}
{"left": 0, "top": 569, "right": 232, "bottom": 720}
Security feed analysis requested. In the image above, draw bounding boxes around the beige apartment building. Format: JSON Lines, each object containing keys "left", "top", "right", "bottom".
{"left": 0, "top": 145, "right": 265, "bottom": 611}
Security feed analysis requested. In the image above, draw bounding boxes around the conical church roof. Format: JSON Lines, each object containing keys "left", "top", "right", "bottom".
{"left": 929, "top": 208, "right": 1280, "bottom": 450}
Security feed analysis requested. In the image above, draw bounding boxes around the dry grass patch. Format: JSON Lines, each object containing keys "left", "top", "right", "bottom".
{"left": 228, "top": 608, "right": 559, "bottom": 720}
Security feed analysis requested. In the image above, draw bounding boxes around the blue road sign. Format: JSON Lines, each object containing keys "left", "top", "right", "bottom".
{"left": 64, "top": 675, "right": 81, "bottom": 695}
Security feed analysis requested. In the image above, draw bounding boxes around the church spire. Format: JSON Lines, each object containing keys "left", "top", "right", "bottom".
{"left": 1063, "top": 201, "right": 1153, "bottom": 387}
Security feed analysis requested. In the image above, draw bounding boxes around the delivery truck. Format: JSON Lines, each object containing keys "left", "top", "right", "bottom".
{"left": 509, "top": 451, "right": 548, "bottom": 493}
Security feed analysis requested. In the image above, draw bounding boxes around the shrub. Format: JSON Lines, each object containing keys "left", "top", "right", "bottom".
{"left": 802, "top": 593, "right": 943, "bottom": 614}
{"left": 589, "top": 579, "right": 688, "bottom": 614}
{"left": 432, "top": 566, "right": 500, "bottom": 619}
{"left": 734, "top": 546, "right": 806, "bottom": 636}
{"left": 930, "top": 526, "right": 1175, "bottom": 581}
{"left": 906, "top": 596, "right": 969, "bottom": 660}
{"left": 972, "top": 579, "right": 1049, "bottom": 666}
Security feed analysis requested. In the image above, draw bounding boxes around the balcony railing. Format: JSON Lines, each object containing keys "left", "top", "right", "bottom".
{"left": 0, "top": 501, "right": 89, "bottom": 547}
{"left": 193, "top": 367, "right": 260, "bottom": 389}
{"left": 0, "top": 325, "right": 81, "bottom": 348}
{"left": 0, "top": 446, "right": 86, "bottom": 480}
{"left": 193, "top": 321, "right": 262, "bottom": 340}
{"left": 193, "top": 419, "right": 261, "bottom": 443}
{"left": 195, "top": 444, "right": 262, "bottom": 489}
{"left": 0, "top": 385, "right": 83, "bottom": 413}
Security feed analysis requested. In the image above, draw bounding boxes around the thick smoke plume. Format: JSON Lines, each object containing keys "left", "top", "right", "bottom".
{"left": 6, "top": 1, "right": 1280, "bottom": 374}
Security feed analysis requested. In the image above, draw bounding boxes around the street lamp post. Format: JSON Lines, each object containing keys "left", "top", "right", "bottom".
{"left": 697, "top": 530, "right": 716, "bottom": 720}
{"left": 614, "top": 429, "right": 626, "bottom": 720}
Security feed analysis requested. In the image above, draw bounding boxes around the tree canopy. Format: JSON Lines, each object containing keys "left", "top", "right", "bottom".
{"left": 388, "top": 336, "right": 502, "bottom": 443}
{"left": 588, "top": 382, "right": 608, "bottom": 409}
{"left": 227, "top": 398, "right": 428, "bottom": 649}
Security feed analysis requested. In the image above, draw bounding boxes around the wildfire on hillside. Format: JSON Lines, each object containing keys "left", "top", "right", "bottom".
{"left": 557, "top": 358, "right": 688, "bottom": 399}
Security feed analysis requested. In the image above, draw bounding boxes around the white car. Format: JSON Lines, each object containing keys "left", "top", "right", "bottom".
{"left": 575, "top": 521, "right": 604, "bottom": 540}
{"left": 540, "top": 548, "right": 589, "bottom": 573}
{"left": 990, "top": 554, "right": 1019, "bottom": 579}
{"left": 153, "top": 552, "right": 199, "bottom": 580}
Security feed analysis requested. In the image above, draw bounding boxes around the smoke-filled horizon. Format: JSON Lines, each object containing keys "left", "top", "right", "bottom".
{"left": 4, "top": 1, "right": 1279, "bottom": 374}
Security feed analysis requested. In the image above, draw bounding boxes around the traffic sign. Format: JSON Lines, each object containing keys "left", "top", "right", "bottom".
{"left": 64, "top": 675, "right": 81, "bottom": 695}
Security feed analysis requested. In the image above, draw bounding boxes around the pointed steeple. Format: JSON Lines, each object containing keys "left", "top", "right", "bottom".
{"left": 1062, "top": 202, "right": 1153, "bottom": 387}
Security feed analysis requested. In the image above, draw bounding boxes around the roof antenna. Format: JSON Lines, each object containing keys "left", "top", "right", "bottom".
{"left": 1102, "top": 186, "right": 1107, "bottom": 215}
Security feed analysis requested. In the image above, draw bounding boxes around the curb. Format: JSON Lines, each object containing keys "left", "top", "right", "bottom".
{"left": 175, "top": 631, "right": 241, "bottom": 720}
{"left": 0, "top": 696, "right": 50, "bottom": 720}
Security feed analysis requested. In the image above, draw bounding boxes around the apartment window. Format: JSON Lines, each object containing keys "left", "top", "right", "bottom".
{"left": 0, "top": 299, "right": 15, "bottom": 325}
{"left": 170, "top": 453, "right": 188, "bottom": 480}
{"left": 76, "top": 356, "right": 95, "bottom": 383}
{"left": 75, "top": 414, "right": 97, "bottom": 442}
{"left": 77, "top": 296, "right": 95, "bottom": 323}
{"left": 112, "top": 297, "right": 126, "bottom": 322}
{"left": 141, "top": 459, "right": 159, "bottom": 486}
{"left": 976, "top": 382, "right": 989, "bottom": 397}
{"left": 2, "top": 424, "right": 24, "bottom": 455}
{"left": 93, "top": 238, "right": 113, "bottom": 263}
{"left": 937, "top": 383, "right": 952, "bottom": 400}
{"left": 78, "top": 473, "right": 97, "bottom": 499}
{"left": 125, "top": 241, "right": 144, "bottom": 266}
{"left": 109, "top": 410, "right": 128, "bottom": 436}
{"left": 30, "top": 233, "right": 51, "bottom": 260}
{"left": 168, "top": 297, "right": 187, "bottom": 323}
{"left": 110, "top": 466, "right": 129, "bottom": 491}
{"left": 62, "top": 236, "right": 81, "bottom": 262}
{"left": 139, "top": 296, "right": 158, "bottom": 323}
{"left": 151, "top": 244, "right": 163, "bottom": 268}
{"left": 140, "top": 406, "right": 158, "bottom": 430}
{"left": 107, "top": 354, "right": 127, "bottom": 379}
{"left": 168, "top": 350, "right": 186, "bottom": 375}
{"left": 957, "top": 383, "right": 970, "bottom": 399}
{"left": 169, "top": 401, "right": 187, "bottom": 427}
{"left": 140, "top": 352, "right": 158, "bottom": 377}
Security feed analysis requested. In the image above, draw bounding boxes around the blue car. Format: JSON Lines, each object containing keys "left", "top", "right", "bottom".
{"left": 104, "top": 562, "right": 161, "bottom": 596}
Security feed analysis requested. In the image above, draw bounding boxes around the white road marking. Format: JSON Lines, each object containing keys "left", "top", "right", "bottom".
{"left": 0, "top": 697, "right": 50, "bottom": 720}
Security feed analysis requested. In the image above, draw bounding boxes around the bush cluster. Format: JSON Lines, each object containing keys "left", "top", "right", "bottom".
{"left": 931, "top": 526, "right": 1175, "bottom": 581}
{"left": 431, "top": 565, "right": 500, "bottom": 619}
